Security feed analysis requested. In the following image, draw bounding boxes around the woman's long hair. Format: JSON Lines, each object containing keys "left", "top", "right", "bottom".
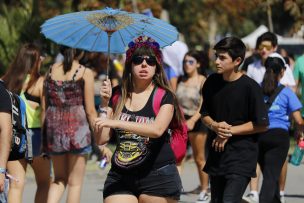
{"left": 262, "top": 56, "right": 285, "bottom": 96}
{"left": 182, "top": 50, "right": 208, "bottom": 79}
{"left": 113, "top": 46, "right": 184, "bottom": 125}
{"left": 2, "top": 43, "right": 40, "bottom": 94}
{"left": 62, "top": 48, "right": 83, "bottom": 74}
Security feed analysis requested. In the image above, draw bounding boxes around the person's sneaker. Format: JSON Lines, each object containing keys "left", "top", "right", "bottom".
{"left": 242, "top": 193, "right": 259, "bottom": 203}
{"left": 280, "top": 194, "right": 286, "bottom": 203}
{"left": 196, "top": 192, "right": 210, "bottom": 203}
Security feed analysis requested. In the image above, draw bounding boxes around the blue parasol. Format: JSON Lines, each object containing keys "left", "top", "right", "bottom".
{"left": 41, "top": 7, "right": 178, "bottom": 76}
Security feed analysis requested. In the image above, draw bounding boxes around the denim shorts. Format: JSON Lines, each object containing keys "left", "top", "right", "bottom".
{"left": 49, "top": 145, "right": 92, "bottom": 156}
{"left": 0, "top": 178, "right": 9, "bottom": 203}
{"left": 184, "top": 115, "right": 208, "bottom": 133}
{"left": 28, "top": 128, "right": 42, "bottom": 157}
{"left": 103, "top": 163, "right": 182, "bottom": 200}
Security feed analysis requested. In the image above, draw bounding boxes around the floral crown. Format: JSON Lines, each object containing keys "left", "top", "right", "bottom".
{"left": 126, "top": 36, "right": 162, "bottom": 64}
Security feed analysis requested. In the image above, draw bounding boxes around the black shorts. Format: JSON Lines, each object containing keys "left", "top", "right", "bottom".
{"left": 184, "top": 115, "right": 208, "bottom": 133}
{"left": 103, "top": 164, "right": 182, "bottom": 200}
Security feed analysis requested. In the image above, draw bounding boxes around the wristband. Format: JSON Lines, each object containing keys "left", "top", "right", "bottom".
{"left": 0, "top": 168, "right": 6, "bottom": 174}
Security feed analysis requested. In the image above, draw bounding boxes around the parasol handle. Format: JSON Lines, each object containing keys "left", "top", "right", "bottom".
{"left": 106, "top": 32, "right": 112, "bottom": 80}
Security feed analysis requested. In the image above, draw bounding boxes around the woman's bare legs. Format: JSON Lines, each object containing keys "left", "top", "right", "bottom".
{"left": 31, "top": 156, "right": 51, "bottom": 203}
{"left": 246, "top": 164, "right": 261, "bottom": 201}
{"left": 7, "top": 159, "right": 27, "bottom": 203}
{"left": 47, "top": 153, "right": 87, "bottom": 203}
{"left": 66, "top": 154, "right": 87, "bottom": 203}
{"left": 47, "top": 154, "right": 68, "bottom": 203}
{"left": 105, "top": 194, "right": 138, "bottom": 203}
{"left": 189, "top": 132, "right": 209, "bottom": 192}
{"left": 139, "top": 194, "right": 177, "bottom": 203}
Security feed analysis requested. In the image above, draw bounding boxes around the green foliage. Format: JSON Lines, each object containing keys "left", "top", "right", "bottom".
{"left": 0, "top": 1, "right": 32, "bottom": 70}
{"left": 0, "top": 0, "right": 303, "bottom": 75}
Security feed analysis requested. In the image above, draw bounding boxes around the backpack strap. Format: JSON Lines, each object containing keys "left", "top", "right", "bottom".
{"left": 111, "top": 86, "right": 165, "bottom": 115}
{"left": 19, "top": 97, "right": 33, "bottom": 162}
{"left": 6, "top": 90, "right": 15, "bottom": 141}
{"left": 111, "top": 87, "right": 122, "bottom": 110}
{"left": 152, "top": 87, "right": 166, "bottom": 115}
{"left": 265, "top": 85, "right": 285, "bottom": 110}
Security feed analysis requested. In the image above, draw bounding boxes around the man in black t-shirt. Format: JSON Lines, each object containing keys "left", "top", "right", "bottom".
{"left": 199, "top": 37, "right": 269, "bottom": 203}
{"left": 0, "top": 80, "right": 12, "bottom": 202}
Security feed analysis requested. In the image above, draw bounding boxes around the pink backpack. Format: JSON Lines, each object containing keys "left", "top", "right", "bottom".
{"left": 112, "top": 87, "right": 188, "bottom": 164}
{"left": 152, "top": 87, "right": 188, "bottom": 164}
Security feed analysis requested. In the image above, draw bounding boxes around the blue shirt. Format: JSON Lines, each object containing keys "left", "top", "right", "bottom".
{"left": 163, "top": 63, "right": 177, "bottom": 81}
{"left": 266, "top": 86, "right": 302, "bottom": 130}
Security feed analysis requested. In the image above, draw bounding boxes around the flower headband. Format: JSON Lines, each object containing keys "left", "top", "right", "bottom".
{"left": 126, "top": 36, "right": 162, "bottom": 64}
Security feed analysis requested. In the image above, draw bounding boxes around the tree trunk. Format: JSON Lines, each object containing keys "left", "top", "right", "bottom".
{"left": 208, "top": 12, "right": 217, "bottom": 48}
{"left": 72, "top": 0, "right": 80, "bottom": 12}
{"left": 267, "top": 0, "right": 274, "bottom": 32}
{"left": 31, "top": 0, "right": 39, "bottom": 17}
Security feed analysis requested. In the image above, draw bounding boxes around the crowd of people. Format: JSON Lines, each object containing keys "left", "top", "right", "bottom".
{"left": 1, "top": 28, "right": 304, "bottom": 203}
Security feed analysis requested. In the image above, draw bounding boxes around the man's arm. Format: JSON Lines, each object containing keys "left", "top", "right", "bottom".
{"left": 202, "top": 116, "right": 268, "bottom": 152}
{"left": 0, "top": 112, "right": 12, "bottom": 192}
{"left": 202, "top": 116, "right": 231, "bottom": 152}
{"left": 202, "top": 116, "right": 232, "bottom": 137}
{"left": 230, "top": 121, "right": 268, "bottom": 135}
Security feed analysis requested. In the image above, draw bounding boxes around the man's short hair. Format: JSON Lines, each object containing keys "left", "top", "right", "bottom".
{"left": 256, "top": 31, "right": 278, "bottom": 49}
{"left": 214, "top": 36, "right": 246, "bottom": 65}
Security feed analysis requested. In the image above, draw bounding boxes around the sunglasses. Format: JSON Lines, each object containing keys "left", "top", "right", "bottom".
{"left": 258, "top": 44, "right": 273, "bottom": 51}
{"left": 132, "top": 55, "right": 157, "bottom": 66}
{"left": 183, "top": 59, "right": 195, "bottom": 65}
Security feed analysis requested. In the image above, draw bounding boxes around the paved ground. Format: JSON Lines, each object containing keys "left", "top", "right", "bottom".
{"left": 23, "top": 158, "right": 304, "bottom": 203}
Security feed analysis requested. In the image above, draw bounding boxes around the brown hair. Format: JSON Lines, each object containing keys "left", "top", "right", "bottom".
{"left": 2, "top": 43, "right": 40, "bottom": 94}
{"left": 262, "top": 56, "right": 286, "bottom": 96}
{"left": 63, "top": 48, "right": 84, "bottom": 74}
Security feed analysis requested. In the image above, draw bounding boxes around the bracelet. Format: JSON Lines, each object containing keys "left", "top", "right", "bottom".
{"left": 98, "top": 144, "right": 107, "bottom": 152}
{"left": 98, "top": 106, "right": 107, "bottom": 114}
{"left": 209, "top": 121, "right": 215, "bottom": 130}
{"left": 0, "top": 167, "right": 6, "bottom": 174}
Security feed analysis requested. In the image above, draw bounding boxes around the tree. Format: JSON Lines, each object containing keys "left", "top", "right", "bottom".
{"left": 283, "top": 0, "right": 304, "bottom": 37}
{"left": 0, "top": 0, "right": 32, "bottom": 72}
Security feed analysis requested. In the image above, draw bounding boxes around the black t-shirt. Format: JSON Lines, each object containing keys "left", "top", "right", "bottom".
{"left": 110, "top": 86, "right": 176, "bottom": 172}
{"left": 200, "top": 73, "right": 269, "bottom": 177}
{"left": 0, "top": 80, "right": 12, "bottom": 113}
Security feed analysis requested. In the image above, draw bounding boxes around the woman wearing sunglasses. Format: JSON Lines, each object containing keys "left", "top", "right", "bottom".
{"left": 176, "top": 50, "right": 209, "bottom": 203}
{"left": 95, "top": 36, "right": 183, "bottom": 203}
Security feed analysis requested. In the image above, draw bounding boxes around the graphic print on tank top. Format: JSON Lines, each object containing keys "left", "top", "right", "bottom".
{"left": 114, "top": 112, "right": 155, "bottom": 169}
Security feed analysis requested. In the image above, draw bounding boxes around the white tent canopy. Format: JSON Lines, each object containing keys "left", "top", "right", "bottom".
{"left": 242, "top": 25, "right": 268, "bottom": 49}
{"left": 278, "top": 35, "right": 304, "bottom": 45}
{"left": 241, "top": 25, "right": 304, "bottom": 48}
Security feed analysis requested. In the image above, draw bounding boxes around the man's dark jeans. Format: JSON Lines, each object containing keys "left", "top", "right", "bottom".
{"left": 210, "top": 174, "right": 250, "bottom": 203}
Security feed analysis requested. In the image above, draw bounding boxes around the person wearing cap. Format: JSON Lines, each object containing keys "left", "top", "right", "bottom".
{"left": 246, "top": 32, "right": 296, "bottom": 90}
{"left": 244, "top": 31, "right": 295, "bottom": 203}
{"left": 95, "top": 36, "right": 183, "bottom": 203}
{"left": 257, "top": 53, "right": 304, "bottom": 203}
